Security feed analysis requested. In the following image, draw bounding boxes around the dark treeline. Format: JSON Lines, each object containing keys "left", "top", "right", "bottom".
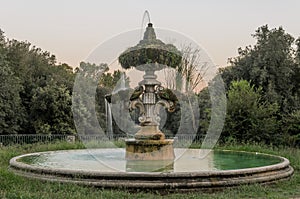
{"left": 0, "top": 29, "right": 124, "bottom": 136}
{"left": 0, "top": 29, "right": 75, "bottom": 135}
{"left": 197, "top": 25, "right": 300, "bottom": 147}
{"left": 1, "top": 25, "right": 300, "bottom": 147}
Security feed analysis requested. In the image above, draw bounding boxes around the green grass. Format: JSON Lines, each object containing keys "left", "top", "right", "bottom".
{"left": 0, "top": 141, "right": 300, "bottom": 199}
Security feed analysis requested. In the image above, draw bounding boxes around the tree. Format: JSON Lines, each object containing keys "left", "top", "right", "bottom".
{"left": 30, "top": 83, "right": 75, "bottom": 134}
{"left": 99, "top": 70, "right": 123, "bottom": 90}
{"left": 73, "top": 62, "right": 108, "bottom": 135}
{"left": 0, "top": 29, "right": 76, "bottom": 134}
{"left": 281, "top": 110, "right": 300, "bottom": 147}
{"left": 0, "top": 30, "right": 25, "bottom": 134}
{"left": 97, "top": 69, "right": 134, "bottom": 138}
{"left": 220, "top": 25, "right": 297, "bottom": 112}
{"left": 164, "top": 45, "right": 207, "bottom": 93}
{"left": 196, "top": 87, "right": 211, "bottom": 139}
{"left": 222, "top": 80, "right": 279, "bottom": 144}
{"left": 293, "top": 38, "right": 300, "bottom": 109}
{"left": 0, "top": 57, "right": 25, "bottom": 134}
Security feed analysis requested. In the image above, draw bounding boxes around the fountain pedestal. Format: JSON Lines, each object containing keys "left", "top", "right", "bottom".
{"left": 124, "top": 65, "right": 176, "bottom": 162}
{"left": 125, "top": 110, "right": 175, "bottom": 162}
{"left": 126, "top": 139, "right": 174, "bottom": 161}
{"left": 125, "top": 73, "right": 176, "bottom": 162}
{"left": 126, "top": 138, "right": 174, "bottom": 172}
{"left": 126, "top": 126, "right": 175, "bottom": 171}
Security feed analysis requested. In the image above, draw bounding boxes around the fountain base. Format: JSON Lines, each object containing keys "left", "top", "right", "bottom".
{"left": 126, "top": 159, "right": 174, "bottom": 172}
{"left": 125, "top": 139, "right": 175, "bottom": 161}
{"left": 134, "top": 125, "right": 165, "bottom": 140}
{"left": 9, "top": 149, "right": 294, "bottom": 191}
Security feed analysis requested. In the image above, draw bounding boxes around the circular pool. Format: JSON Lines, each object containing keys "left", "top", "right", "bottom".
{"left": 9, "top": 148, "right": 293, "bottom": 191}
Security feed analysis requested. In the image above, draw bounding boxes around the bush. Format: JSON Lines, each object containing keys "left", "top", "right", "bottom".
{"left": 222, "top": 80, "right": 279, "bottom": 144}
{"left": 281, "top": 110, "right": 300, "bottom": 147}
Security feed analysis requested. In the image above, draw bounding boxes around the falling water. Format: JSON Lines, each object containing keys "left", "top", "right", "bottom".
{"left": 113, "top": 72, "right": 127, "bottom": 94}
{"left": 140, "top": 10, "right": 151, "bottom": 39}
{"left": 106, "top": 73, "right": 127, "bottom": 139}
{"left": 120, "top": 72, "right": 126, "bottom": 90}
{"left": 105, "top": 99, "right": 113, "bottom": 140}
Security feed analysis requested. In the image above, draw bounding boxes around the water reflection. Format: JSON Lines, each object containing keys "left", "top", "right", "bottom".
{"left": 19, "top": 148, "right": 282, "bottom": 173}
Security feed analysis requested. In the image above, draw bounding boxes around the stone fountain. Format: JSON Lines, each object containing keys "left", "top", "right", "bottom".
{"left": 9, "top": 16, "right": 294, "bottom": 191}
{"left": 118, "top": 23, "right": 181, "bottom": 165}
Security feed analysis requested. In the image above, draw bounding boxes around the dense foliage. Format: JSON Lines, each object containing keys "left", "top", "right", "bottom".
{"left": 0, "top": 54, "right": 24, "bottom": 134}
{"left": 198, "top": 25, "right": 300, "bottom": 146}
{"left": 222, "top": 80, "right": 279, "bottom": 144}
{"left": 220, "top": 25, "right": 300, "bottom": 112}
{"left": 1, "top": 25, "right": 300, "bottom": 147}
{"left": 0, "top": 29, "right": 75, "bottom": 135}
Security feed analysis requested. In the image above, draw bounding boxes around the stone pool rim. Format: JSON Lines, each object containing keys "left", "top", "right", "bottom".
{"left": 9, "top": 149, "right": 294, "bottom": 191}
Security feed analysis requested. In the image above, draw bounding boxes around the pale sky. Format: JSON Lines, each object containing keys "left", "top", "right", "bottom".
{"left": 1, "top": 0, "right": 300, "bottom": 68}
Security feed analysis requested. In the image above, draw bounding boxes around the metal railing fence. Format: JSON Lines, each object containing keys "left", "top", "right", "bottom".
{"left": 0, "top": 134, "right": 203, "bottom": 146}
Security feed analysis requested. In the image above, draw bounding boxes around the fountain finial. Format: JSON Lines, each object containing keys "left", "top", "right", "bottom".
{"left": 143, "top": 23, "right": 156, "bottom": 41}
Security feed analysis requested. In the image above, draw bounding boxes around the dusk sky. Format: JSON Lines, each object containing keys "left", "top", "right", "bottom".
{"left": 1, "top": 0, "right": 300, "bottom": 68}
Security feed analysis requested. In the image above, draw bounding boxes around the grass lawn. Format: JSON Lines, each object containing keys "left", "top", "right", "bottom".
{"left": 0, "top": 141, "right": 300, "bottom": 199}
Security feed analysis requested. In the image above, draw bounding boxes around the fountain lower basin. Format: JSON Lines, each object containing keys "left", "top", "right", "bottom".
{"left": 9, "top": 148, "right": 293, "bottom": 191}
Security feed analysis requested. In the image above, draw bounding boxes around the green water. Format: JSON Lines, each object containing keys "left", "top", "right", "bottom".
{"left": 213, "top": 150, "right": 281, "bottom": 170}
